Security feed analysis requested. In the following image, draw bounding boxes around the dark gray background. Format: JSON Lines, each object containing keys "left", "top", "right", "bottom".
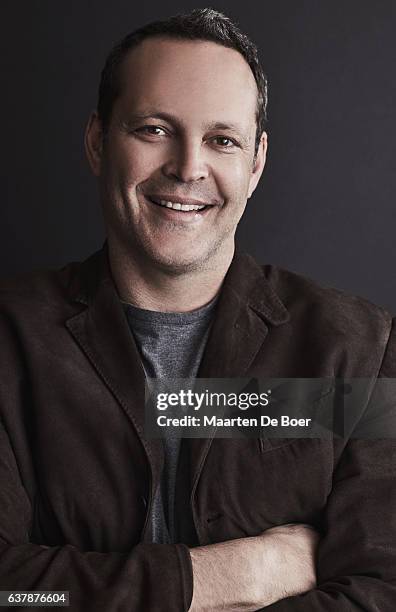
{"left": 1, "top": 0, "right": 396, "bottom": 311}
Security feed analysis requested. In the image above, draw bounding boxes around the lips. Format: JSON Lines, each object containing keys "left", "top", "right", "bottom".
{"left": 146, "top": 194, "right": 216, "bottom": 214}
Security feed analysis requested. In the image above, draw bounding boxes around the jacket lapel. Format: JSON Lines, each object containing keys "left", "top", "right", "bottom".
{"left": 65, "top": 249, "right": 164, "bottom": 523}
{"left": 189, "top": 251, "right": 290, "bottom": 537}
{"left": 199, "top": 250, "right": 289, "bottom": 377}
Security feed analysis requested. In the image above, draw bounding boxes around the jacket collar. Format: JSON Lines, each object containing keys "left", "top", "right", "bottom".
{"left": 196, "top": 249, "right": 289, "bottom": 378}
{"left": 216, "top": 248, "right": 289, "bottom": 326}
{"left": 68, "top": 245, "right": 289, "bottom": 326}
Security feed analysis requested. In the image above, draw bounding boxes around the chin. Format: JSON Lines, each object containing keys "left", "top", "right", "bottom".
{"left": 145, "top": 246, "right": 211, "bottom": 276}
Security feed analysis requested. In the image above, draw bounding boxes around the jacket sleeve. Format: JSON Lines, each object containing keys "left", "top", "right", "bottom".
{"left": 266, "top": 321, "right": 396, "bottom": 611}
{"left": 0, "top": 420, "right": 193, "bottom": 611}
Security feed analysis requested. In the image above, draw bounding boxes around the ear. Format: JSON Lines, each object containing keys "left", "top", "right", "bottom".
{"left": 84, "top": 111, "right": 104, "bottom": 177}
{"left": 247, "top": 131, "right": 268, "bottom": 199}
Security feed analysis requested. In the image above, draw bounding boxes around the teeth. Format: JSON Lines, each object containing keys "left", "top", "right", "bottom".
{"left": 157, "top": 199, "right": 207, "bottom": 212}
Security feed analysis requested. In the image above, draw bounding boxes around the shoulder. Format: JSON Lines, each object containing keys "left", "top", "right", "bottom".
{"left": 259, "top": 263, "right": 394, "bottom": 376}
{"left": 0, "top": 262, "right": 83, "bottom": 382}
{"left": 0, "top": 258, "right": 87, "bottom": 331}
{"left": 263, "top": 264, "right": 391, "bottom": 334}
{"left": 0, "top": 246, "right": 107, "bottom": 313}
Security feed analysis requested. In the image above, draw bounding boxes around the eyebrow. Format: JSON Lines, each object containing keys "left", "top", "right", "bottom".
{"left": 119, "top": 111, "right": 252, "bottom": 146}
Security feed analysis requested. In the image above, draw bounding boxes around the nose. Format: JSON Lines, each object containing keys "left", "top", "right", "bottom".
{"left": 162, "top": 138, "right": 209, "bottom": 183}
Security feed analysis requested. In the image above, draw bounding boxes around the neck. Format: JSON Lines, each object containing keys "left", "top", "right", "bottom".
{"left": 107, "top": 240, "right": 234, "bottom": 313}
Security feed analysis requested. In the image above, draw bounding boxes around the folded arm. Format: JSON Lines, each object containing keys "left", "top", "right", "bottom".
{"left": 0, "top": 422, "right": 192, "bottom": 611}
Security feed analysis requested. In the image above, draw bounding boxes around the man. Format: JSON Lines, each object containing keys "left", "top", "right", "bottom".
{"left": 0, "top": 8, "right": 395, "bottom": 611}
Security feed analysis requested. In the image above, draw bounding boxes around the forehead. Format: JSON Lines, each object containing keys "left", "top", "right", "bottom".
{"left": 116, "top": 37, "right": 258, "bottom": 128}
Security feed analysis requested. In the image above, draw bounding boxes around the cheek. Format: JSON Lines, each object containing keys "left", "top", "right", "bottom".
{"left": 215, "top": 158, "right": 253, "bottom": 202}
{"left": 106, "top": 141, "right": 164, "bottom": 188}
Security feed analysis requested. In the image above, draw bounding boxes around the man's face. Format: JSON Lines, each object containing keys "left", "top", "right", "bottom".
{"left": 87, "top": 37, "right": 267, "bottom": 273}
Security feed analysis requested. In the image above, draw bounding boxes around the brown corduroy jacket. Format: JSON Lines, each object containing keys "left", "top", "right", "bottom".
{"left": 0, "top": 248, "right": 395, "bottom": 611}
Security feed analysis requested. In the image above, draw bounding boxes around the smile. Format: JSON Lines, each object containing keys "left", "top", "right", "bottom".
{"left": 147, "top": 195, "right": 214, "bottom": 214}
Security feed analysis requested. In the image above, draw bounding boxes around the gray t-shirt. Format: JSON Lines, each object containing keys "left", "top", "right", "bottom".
{"left": 124, "top": 297, "right": 217, "bottom": 544}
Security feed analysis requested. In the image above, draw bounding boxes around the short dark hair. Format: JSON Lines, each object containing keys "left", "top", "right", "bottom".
{"left": 97, "top": 8, "right": 268, "bottom": 153}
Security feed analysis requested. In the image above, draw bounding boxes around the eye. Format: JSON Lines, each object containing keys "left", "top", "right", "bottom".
{"left": 211, "top": 136, "right": 238, "bottom": 149}
{"left": 135, "top": 125, "right": 167, "bottom": 137}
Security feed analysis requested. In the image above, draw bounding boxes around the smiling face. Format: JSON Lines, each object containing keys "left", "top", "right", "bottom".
{"left": 86, "top": 37, "right": 267, "bottom": 274}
